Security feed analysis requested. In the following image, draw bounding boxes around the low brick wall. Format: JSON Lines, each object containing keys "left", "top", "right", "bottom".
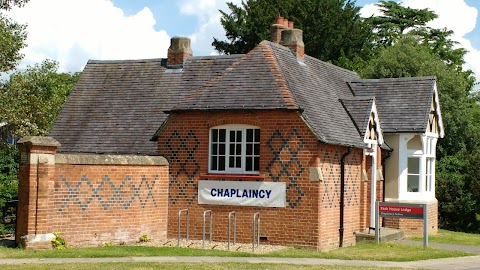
{"left": 16, "top": 137, "right": 169, "bottom": 249}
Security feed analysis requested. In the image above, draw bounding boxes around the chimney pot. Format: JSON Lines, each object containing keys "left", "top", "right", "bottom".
{"left": 288, "top": 21, "right": 294, "bottom": 29}
{"left": 275, "top": 16, "right": 284, "bottom": 25}
{"left": 283, "top": 18, "right": 289, "bottom": 27}
{"left": 281, "top": 29, "right": 305, "bottom": 60}
{"left": 167, "top": 36, "right": 193, "bottom": 66}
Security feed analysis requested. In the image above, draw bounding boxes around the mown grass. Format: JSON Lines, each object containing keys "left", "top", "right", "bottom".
{"left": 0, "top": 262, "right": 423, "bottom": 270}
{"left": 0, "top": 242, "right": 471, "bottom": 261}
{"left": 411, "top": 229, "right": 480, "bottom": 246}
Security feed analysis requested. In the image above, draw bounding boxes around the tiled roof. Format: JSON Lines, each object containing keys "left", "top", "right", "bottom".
{"left": 50, "top": 41, "right": 437, "bottom": 155}
{"left": 172, "top": 42, "right": 299, "bottom": 111}
{"left": 339, "top": 97, "right": 375, "bottom": 139}
{"left": 50, "top": 56, "right": 243, "bottom": 155}
{"left": 348, "top": 77, "right": 436, "bottom": 133}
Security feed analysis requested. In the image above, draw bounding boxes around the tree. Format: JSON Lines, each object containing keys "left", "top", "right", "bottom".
{"left": 0, "top": 8, "right": 27, "bottom": 72}
{"left": 0, "top": 0, "right": 28, "bottom": 10}
{"left": 0, "top": 60, "right": 80, "bottom": 144}
{"left": 213, "top": 0, "right": 373, "bottom": 66}
{"left": 367, "top": 0, "right": 437, "bottom": 47}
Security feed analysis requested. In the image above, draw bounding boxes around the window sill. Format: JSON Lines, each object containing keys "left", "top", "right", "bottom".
{"left": 200, "top": 173, "right": 265, "bottom": 180}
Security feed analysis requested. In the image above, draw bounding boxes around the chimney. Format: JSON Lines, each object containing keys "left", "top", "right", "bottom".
{"left": 167, "top": 36, "right": 193, "bottom": 66}
{"left": 270, "top": 16, "right": 287, "bottom": 44}
{"left": 281, "top": 28, "right": 305, "bottom": 60}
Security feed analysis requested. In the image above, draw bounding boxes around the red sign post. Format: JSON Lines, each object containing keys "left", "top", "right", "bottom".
{"left": 375, "top": 202, "right": 428, "bottom": 247}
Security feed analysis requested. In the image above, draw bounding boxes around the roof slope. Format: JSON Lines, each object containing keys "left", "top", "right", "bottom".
{"left": 267, "top": 42, "right": 365, "bottom": 147}
{"left": 339, "top": 97, "right": 375, "bottom": 139}
{"left": 172, "top": 42, "right": 299, "bottom": 111}
{"left": 50, "top": 56, "right": 243, "bottom": 155}
{"left": 348, "top": 77, "right": 435, "bottom": 133}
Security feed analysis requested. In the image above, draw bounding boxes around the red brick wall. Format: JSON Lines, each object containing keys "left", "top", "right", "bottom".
{"left": 52, "top": 164, "right": 169, "bottom": 246}
{"left": 16, "top": 138, "right": 170, "bottom": 249}
{"left": 157, "top": 110, "right": 366, "bottom": 250}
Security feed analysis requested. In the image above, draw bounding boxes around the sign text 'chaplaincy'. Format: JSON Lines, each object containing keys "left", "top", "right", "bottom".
{"left": 198, "top": 180, "right": 286, "bottom": 207}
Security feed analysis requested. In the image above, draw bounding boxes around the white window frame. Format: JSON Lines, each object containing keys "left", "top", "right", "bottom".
{"left": 208, "top": 124, "right": 260, "bottom": 175}
{"left": 399, "top": 133, "right": 437, "bottom": 201}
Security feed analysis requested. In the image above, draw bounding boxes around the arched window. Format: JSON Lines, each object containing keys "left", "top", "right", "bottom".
{"left": 209, "top": 125, "right": 260, "bottom": 174}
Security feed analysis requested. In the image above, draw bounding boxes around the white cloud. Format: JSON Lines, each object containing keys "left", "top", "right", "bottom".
{"left": 6, "top": 0, "right": 171, "bottom": 72}
{"left": 176, "top": 0, "right": 242, "bottom": 55}
{"left": 360, "top": 0, "right": 480, "bottom": 84}
{"left": 359, "top": 3, "right": 382, "bottom": 18}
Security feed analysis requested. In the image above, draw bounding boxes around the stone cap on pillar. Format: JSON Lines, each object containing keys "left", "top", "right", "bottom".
{"left": 17, "top": 136, "right": 61, "bottom": 148}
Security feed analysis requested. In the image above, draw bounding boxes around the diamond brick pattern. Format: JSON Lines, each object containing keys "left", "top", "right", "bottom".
{"left": 321, "top": 149, "right": 340, "bottom": 208}
{"left": 165, "top": 130, "right": 200, "bottom": 205}
{"left": 266, "top": 128, "right": 305, "bottom": 208}
{"left": 59, "top": 175, "right": 158, "bottom": 211}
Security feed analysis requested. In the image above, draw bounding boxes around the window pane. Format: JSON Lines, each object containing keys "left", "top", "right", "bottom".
{"left": 230, "top": 130, "right": 235, "bottom": 142}
{"left": 211, "top": 156, "right": 217, "bottom": 170}
{"left": 212, "top": 144, "right": 217, "bottom": 155}
{"left": 247, "top": 129, "right": 253, "bottom": 142}
{"left": 407, "top": 175, "right": 419, "bottom": 192}
{"left": 236, "top": 157, "right": 241, "bottom": 168}
{"left": 246, "top": 157, "right": 252, "bottom": 171}
{"left": 212, "top": 129, "right": 218, "bottom": 142}
{"left": 219, "top": 144, "right": 225, "bottom": 155}
{"left": 255, "top": 129, "right": 260, "bottom": 142}
{"left": 236, "top": 143, "right": 241, "bottom": 155}
{"left": 254, "top": 144, "right": 259, "bottom": 155}
{"left": 246, "top": 144, "right": 252, "bottom": 155}
{"left": 219, "top": 156, "right": 225, "bottom": 170}
{"left": 254, "top": 157, "right": 259, "bottom": 171}
{"left": 236, "top": 131, "right": 242, "bottom": 142}
{"left": 408, "top": 157, "right": 420, "bottom": 174}
{"left": 219, "top": 129, "right": 226, "bottom": 142}
{"left": 229, "top": 144, "right": 235, "bottom": 155}
{"left": 229, "top": 156, "right": 234, "bottom": 168}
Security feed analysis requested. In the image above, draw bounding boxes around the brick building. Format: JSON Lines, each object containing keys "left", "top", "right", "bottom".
{"left": 16, "top": 18, "right": 443, "bottom": 250}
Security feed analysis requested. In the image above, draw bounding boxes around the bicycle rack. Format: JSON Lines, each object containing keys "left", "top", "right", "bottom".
{"left": 202, "top": 210, "right": 212, "bottom": 248}
{"left": 177, "top": 209, "right": 189, "bottom": 247}
{"left": 227, "top": 211, "right": 236, "bottom": 251}
{"left": 252, "top": 212, "right": 260, "bottom": 253}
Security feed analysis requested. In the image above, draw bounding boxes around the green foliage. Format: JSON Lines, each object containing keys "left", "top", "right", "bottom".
{"left": 0, "top": 15, "right": 27, "bottom": 73}
{"left": 213, "top": 0, "right": 373, "bottom": 67}
{"left": 0, "top": 0, "right": 29, "bottom": 10}
{"left": 0, "top": 60, "right": 80, "bottom": 142}
{"left": 139, "top": 234, "right": 150, "bottom": 242}
{"left": 367, "top": 0, "right": 437, "bottom": 47}
{"left": 51, "top": 232, "right": 67, "bottom": 249}
{"left": 0, "top": 145, "right": 18, "bottom": 209}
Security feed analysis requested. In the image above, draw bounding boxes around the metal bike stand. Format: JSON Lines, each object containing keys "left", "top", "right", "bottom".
{"left": 202, "top": 210, "right": 212, "bottom": 248}
{"left": 177, "top": 209, "right": 189, "bottom": 247}
{"left": 252, "top": 212, "right": 260, "bottom": 253}
{"left": 228, "top": 211, "right": 236, "bottom": 251}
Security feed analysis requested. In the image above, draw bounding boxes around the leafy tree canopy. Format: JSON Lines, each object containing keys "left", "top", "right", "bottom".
{"left": 0, "top": 60, "right": 80, "bottom": 146}
{"left": 0, "top": 10, "right": 27, "bottom": 72}
{"left": 367, "top": 0, "right": 438, "bottom": 46}
{"left": 213, "top": 0, "right": 373, "bottom": 66}
{"left": 0, "top": 0, "right": 28, "bottom": 10}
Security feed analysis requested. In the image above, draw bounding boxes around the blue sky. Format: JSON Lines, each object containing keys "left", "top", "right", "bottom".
{"left": 5, "top": 0, "right": 480, "bottom": 84}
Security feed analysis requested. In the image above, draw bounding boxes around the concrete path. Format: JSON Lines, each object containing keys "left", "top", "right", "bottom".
{"left": 0, "top": 255, "right": 480, "bottom": 269}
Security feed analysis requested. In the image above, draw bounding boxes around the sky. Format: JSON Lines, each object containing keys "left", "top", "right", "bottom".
{"left": 4, "top": 0, "right": 480, "bottom": 85}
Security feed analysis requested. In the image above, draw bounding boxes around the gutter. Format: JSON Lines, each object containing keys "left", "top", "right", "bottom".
{"left": 339, "top": 146, "right": 353, "bottom": 248}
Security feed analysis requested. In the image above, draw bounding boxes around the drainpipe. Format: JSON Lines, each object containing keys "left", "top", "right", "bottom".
{"left": 339, "top": 146, "right": 353, "bottom": 247}
{"left": 381, "top": 149, "right": 393, "bottom": 227}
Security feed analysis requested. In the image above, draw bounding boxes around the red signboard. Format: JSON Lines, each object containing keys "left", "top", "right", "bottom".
{"left": 378, "top": 205, "right": 424, "bottom": 219}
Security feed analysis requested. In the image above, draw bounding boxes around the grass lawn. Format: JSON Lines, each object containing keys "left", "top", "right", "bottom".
{"left": 0, "top": 262, "right": 423, "bottom": 270}
{"left": 411, "top": 229, "right": 480, "bottom": 246}
{"left": 0, "top": 242, "right": 471, "bottom": 261}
